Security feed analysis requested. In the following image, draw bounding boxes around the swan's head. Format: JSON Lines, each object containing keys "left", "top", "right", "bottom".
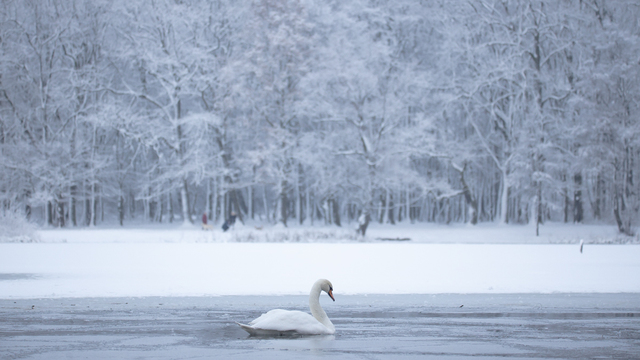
{"left": 318, "top": 279, "right": 335, "bottom": 302}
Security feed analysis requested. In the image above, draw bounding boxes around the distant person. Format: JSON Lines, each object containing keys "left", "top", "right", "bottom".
{"left": 201, "top": 213, "right": 213, "bottom": 230}
{"left": 222, "top": 212, "right": 237, "bottom": 232}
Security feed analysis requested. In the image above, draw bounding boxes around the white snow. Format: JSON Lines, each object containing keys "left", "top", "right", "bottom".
{"left": 32, "top": 221, "right": 631, "bottom": 244}
{"left": 1, "top": 223, "right": 639, "bottom": 298}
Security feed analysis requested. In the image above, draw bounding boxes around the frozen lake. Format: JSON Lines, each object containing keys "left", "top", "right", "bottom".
{"left": 2, "top": 243, "right": 640, "bottom": 298}
{"left": 2, "top": 294, "right": 639, "bottom": 359}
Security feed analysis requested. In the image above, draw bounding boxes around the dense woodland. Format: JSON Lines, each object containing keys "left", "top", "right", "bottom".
{"left": 1, "top": 0, "right": 639, "bottom": 235}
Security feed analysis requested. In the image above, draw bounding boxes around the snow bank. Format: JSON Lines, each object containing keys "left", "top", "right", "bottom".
{"left": 36, "top": 222, "right": 636, "bottom": 244}
{"left": 36, "top": 224, "right": 360, "bottom": 243}
{"left": 366, "top": 222, "right": 636, "bottom": 244}
{"left": 0, "top": 211, "right": 40, "bottom": 243}
{"left": 1, "top": 242, "right": 639, "bottom": 299}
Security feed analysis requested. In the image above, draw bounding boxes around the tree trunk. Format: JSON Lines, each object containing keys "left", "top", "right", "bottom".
{"left": 563, "top": 184, "right": 570, "bottom": 223}
{"left": 279, "top": 180, "right": 288, "bottom": 226}
{"left": 205, "top": 180, "right": 211, "bottom": 222}
{"left": 213, "top": 176, "right": 219, "bottom": 222}
{"left": 382, "top": 190, "right": 390, "bottom": 223}
{"left": 323, "top": 200, "right": 331, "bottom": 225}
{"left": 613, "top": 151, "right": 635, "bottom": 236}
{"left": 70, "top": 184, "right": 77, "bottom": 227}
{"left": 594, "top": 173, "right": 604, "bottom": 220}
{"left": 47, "top": 200, "right": 53, "bottom": 226}
{"left": 144, "top": 190, "right": 149, "bottom": 223}
{"left": 295, "top": 167, "right": 301, "bottom": 224}
{"left": 233, "top": 189, "right": 248, "bottom": 218}
{"left": 189, "top": 192, "right": 197, "bottom": 221}
{"left": 499, "top": 170, "right": 509, "bottom": 224}
{"left": 158, "top": 193, "right": 164, "bottom": 223}
{"left": 305, "top": 184, "right": 311, "bottom": 225}
{"left": 378, "top": 193, "right": 385, "bottom": 224}
{"left": 248, "top": 186, "right": 253, "bottom": 220}
{"left": 613, "top": 186, "right": 626, "bottom": 234}
{"left": 387, "top": 192, "right": 395, "bottom": 225}
{"left": 228, "top": 189, "right": 244, "bottom": 223}
{"left": 536, "top": 183, "right": 543, "bottom": 237}
{"left": 310, "top": 189, "right": 315, "bottom": 226}
{"left": 56, "top": 199, "right": 65, "bottom": 228}
{"left": 405, "top": 189, "right": 410, "bottom": 223}
{"left": 332, "top": 198, "right": 341, "bottom": 227}
{"left": 25, "top": 190, "right": 32, "bottom": 221}
{"left": 458, "top": 165, "right": 478, "bottom": 225}
{"left": 118, "top": 195, "right": 125, "bottom": 226}
{"left": 397, "top": 191, "right": 403, "bottom": 223}
{"left": 90, "top": 184, "right": 96, "bottom": 227}
{"left": 168, "top": 191, "right": 174, "bottom": 223}
{"left": 100, "top": 192, "right": 104, "bottom": 223}
{"left": 573, "top": 173, "right": 583, "bottom": 223}
{"left": 85, "top": 192, "right": 91, "bottom": 226}
{"left": 129, "top": 192, "right": 135, "bottom": 220}
{"left": 181, "top": 180, "right": 191, "bottom": 224}
{"left": 262, "top": 185, "right": 269, "bottom": 223}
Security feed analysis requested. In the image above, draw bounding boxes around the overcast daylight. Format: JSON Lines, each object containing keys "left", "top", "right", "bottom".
{"left": 1, "top": 0, "right": 639, "bottom": 358}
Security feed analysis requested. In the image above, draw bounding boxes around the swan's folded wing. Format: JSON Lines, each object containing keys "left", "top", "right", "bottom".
{"left": 236, "top": 322, "right": 294, "bottom": 336}
{"left": 243, "top": 309, "right": 332, "bottom": 335}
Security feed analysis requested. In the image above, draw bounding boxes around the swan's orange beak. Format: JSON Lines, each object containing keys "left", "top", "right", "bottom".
{"left": 328, "top": 290, "right": 335, "bottom": 301}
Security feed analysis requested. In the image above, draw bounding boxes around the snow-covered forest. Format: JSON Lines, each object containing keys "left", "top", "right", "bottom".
{"left": 1, "top": 0, "right": 639, "bottom": 235}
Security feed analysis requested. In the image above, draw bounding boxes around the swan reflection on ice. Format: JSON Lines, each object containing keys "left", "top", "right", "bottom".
{"left": 237, "top": 279, "right": 335, "bottom": 336}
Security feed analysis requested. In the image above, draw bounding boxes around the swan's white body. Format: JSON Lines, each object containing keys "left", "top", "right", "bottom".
{"left": 237, "top": 279, "right": 335, "bottom": 336}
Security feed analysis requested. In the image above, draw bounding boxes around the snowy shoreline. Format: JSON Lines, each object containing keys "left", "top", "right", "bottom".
{"left": 25, "top": 222, "right": 640, "bottom": 244}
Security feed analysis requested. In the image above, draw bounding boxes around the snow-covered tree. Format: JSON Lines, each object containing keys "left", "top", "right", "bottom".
{"left": 1, "top": 0, "right": 638, "bottom": 234}
{"left": 109, "top": 0, "right": 224, "bottom": 224}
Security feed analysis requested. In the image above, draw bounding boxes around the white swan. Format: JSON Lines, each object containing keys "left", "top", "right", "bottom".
{"left": 237, "top": 279, "right": 336, "bottom": 336}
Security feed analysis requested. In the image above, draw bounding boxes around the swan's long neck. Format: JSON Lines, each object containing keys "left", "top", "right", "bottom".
{"left": 309, "top": 282, "right": 334, "bottom": 331}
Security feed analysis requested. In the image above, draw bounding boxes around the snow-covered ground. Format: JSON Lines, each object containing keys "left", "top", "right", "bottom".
{"left": 1, "top": 222, "right": 639, "bottom": 299}
{"left": 31, "top": 221, "right": 637, "bottom": 244}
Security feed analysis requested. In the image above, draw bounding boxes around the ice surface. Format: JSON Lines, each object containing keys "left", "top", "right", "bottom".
{"left": 1, "top": 294, "right": 639, "bottom": 359}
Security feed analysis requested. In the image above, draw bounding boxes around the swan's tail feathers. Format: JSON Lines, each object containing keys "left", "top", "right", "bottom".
{"left": 236, "top": 322, "right": 256, "bottom": 334}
